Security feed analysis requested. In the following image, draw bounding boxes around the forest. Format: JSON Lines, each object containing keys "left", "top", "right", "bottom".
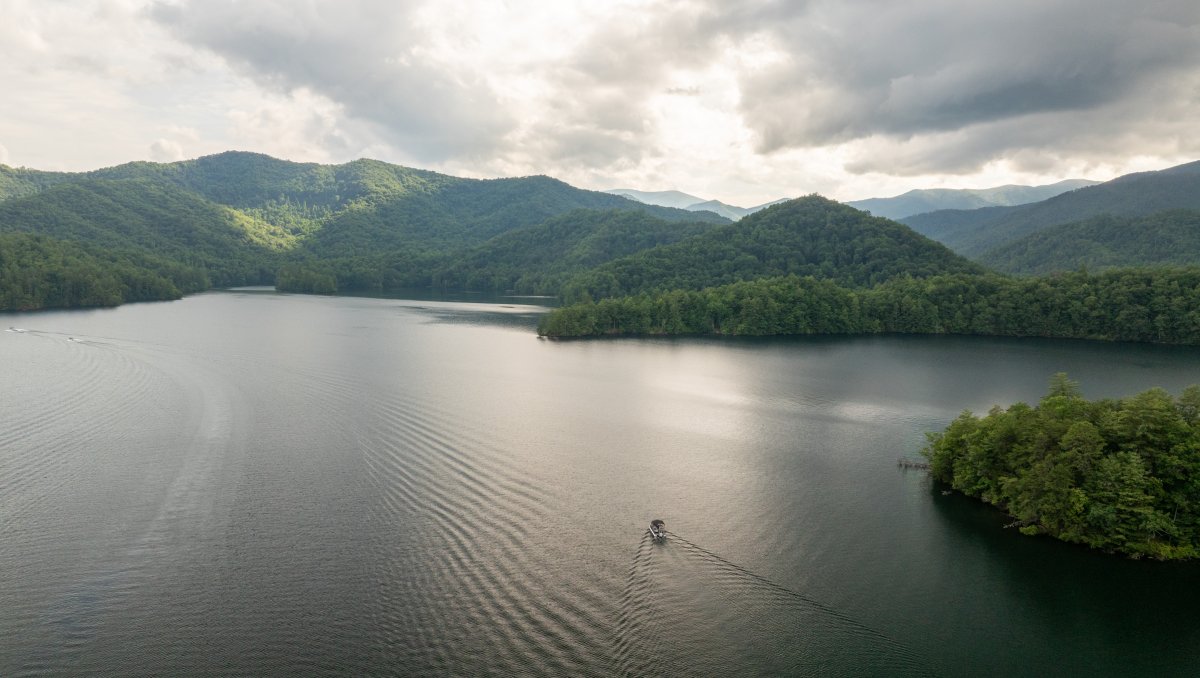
{"left": 0, "top": 232, "right": 204, "bottom": 310}
{"left": 537, "top": 268, "right": 1200, "bottom": 344}
{"left": 6, "top": 150, "right": 1200, "bottom": 336}
{"left": 922, "top": 374, "right": 1200, "bottom": 560}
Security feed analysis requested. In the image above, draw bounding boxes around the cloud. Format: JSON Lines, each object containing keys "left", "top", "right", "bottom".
{"left": 149, "top": 0, "right": 516, "bottom": 163}
{"left": 149, "top": 138, "right": 184, "bottom": 162}
{"left": 718, "top": 1, "right": 1200, "bottom": 172}
{"left": 3, "top": 0, "right": 1199, "bottom": 203}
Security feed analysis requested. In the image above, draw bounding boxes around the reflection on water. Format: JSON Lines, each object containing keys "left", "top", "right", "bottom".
{"left": 3, "top": 290, "right": 1200, "bottom": 676}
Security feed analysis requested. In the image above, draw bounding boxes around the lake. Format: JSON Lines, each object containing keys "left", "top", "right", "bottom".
{"left": 3, "top": 290, "right": 1200, "bottom": 676}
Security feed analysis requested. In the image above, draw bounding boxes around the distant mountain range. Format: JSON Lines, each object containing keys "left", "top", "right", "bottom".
{"left": 901, "top": 160, "right": 1200, "bottom": 260}
{"left": 845, "top": 179, "right": 1098, "bottom": 220}
{"left": 0, "top": 152, "right": 730, "bottom": 309}
{"left": 5, "top": 150, "right": 1200, "bottom": 313}
{"left": 605, "top": 188, "right": 786, "bottom": 221}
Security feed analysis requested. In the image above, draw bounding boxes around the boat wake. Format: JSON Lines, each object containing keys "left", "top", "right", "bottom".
{"left": 615, "top": 529, "right": 935, "bottom": 677}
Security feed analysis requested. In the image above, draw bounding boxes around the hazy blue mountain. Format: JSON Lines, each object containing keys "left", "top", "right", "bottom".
{"left": 606, "top": 188, "right": 706, "bottom": 210}
{"left": 847, "top": 179, "right": 1098, "bottom": 220}
{"left": 901, "top": 160, "right": 1200, "bottom": 257}
{"left": 606, "top": 189, "right": 788, "bottom": 221}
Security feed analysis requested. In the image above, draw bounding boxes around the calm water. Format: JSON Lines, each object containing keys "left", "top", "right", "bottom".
{"left": 3, "top": 290, "right": 1200, "bottom": 676}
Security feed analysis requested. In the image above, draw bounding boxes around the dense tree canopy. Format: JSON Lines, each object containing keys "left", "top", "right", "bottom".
{"left": 981, "top": 209, "right": 1200, "bottom": 275}
{"left": 0, "top": 232, "right": 203, "bottom": 310}
{"left": 558, "top": 195, "right": 982, "bottom": 302}
{"left": 923, "top": 375, "right": 1200, "bottom": 560}
{"left": 538, "top": 268, "right": 1200, "bottom": 344}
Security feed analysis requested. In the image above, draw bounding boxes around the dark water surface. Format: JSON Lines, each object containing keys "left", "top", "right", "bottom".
{"left": 3, "top": 291, "right": 1200, "bottom": 676}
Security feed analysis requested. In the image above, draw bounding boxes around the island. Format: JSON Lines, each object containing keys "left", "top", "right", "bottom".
{"left": 922, "top": 374, "right": 1200, "bottom": 560}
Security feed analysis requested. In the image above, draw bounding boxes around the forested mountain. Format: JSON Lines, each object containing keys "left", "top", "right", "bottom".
{"left": 847, "top": 179, "right": 1096, "bottom": 220}
{"left": 558, "top": 195, "right": 983, "bottom": 302}
{"left": 303, "top": 174, "right": 724, "bottom": 259}
{"left": 0, "top": 165, "right": 76, "bottom": 201}
{"left": 425, "top": 209, "right": 717, "bottom": 294}
{"left": 0, "top": 178, "right": 287, "bottom": 286}
{"left": 0, "top": 152, "right": 729, "bottom": 309}
{"left": 901, "top": 160, "right": 1200, "bottom": 256}
{"left": 982, "top": 210, "right": 1200, "bottom": 275}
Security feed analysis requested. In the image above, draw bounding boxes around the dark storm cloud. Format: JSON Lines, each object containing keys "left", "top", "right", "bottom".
{"left": 731, "top": 1, "right": 1200, "bottom": 147}
{"left": 568, "top": 0, "right": 1200, "bottom": 173}
{"left": 147, "top": 0, "right": 1200, "bottom": 175}
{"left": 149, "top": 0, "right": 515, "bottom": 163}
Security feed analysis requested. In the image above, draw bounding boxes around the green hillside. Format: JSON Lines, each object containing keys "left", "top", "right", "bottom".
{"left": 0, "top": 178, "right": 288, "bottom": 286}
{"left": 0, "top": 152, "right": 731, "bottom": 309}
{"left": 902, "top": 161, "right": 1200, "bottom": 256}
{"left": 0, "top": 165, "right": 76, "bottom": 201}
{"left": 427, "top": 209, "right": 718, "bottom": 293}
{"left": 301, "top": 173, "right": 726, "bottom": 259}
{"left": 88, "top": 152, "right": 457, "bottom": 234}
{"left": 559, "top": 195, "right": 984, "bottom": 302}
{"left": 0, "top": 232, "right": 205, "bottom": 311}
{"left": 982, "top": 210, "right": 1200, "bottom": 275}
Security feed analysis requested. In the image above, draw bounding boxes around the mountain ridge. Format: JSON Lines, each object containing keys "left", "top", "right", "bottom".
{"left": 846, "top": 179, "right": 1098, "bottom": 220}
{"left": 901, "top": 159, "right": 1200, "bottom": 257}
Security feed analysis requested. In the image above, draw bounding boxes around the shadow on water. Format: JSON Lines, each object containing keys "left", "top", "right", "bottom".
{"left": 927, "top": 483, "right": 1200, "bottom": 676}
{"left": 615, "top": 530, "right": 936, "bottom": 677}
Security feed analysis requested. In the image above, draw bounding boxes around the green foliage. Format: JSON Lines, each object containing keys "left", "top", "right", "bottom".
{"left": 275, "top": 263, "right": 337, "bottom": 295}
{"left": 923, "top": 375, "right": 1200, "bottom": 560}
{"left": 0, "top": 232, "right": 204, "bottom": 310}
{"left": 981, "top": 209, "right": 1200, "bottom": 275}
{"left": 539, "top": 268, "right": 1200, "bottom": 343}
{"left": 426, "top": 209, "right": 717, "bottom": 294}
{"left": 0, "top": 164, "right": 75, "bottom": 201}
{"left": 302, "top": 174, "right": 725, "bottom": 261}
{"left": 0, "top": 178, "right": 286, "bottom": 288}
{"left": 558, "top": 195, "right": 983, "bottom": 302}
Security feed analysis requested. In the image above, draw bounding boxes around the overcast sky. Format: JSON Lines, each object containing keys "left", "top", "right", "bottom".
{"left": 2, "top": 0, "right": 1199, "bottom": 205}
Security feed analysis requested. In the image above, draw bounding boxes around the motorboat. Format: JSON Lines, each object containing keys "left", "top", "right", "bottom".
{"left": 649, "top": 519, "right": 666, "bottom": 541}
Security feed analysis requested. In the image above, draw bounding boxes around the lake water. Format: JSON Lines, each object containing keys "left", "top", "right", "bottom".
{"left": 3, "top": 290, "right": 1200, "bottom": 676}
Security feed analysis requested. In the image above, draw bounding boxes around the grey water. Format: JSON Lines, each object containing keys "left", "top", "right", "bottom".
{"left": 3, "top": 290, "right": 1200, "bottom": 676}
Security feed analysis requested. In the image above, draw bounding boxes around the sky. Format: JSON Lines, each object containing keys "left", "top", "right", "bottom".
{"left": 2, "top": 0, "right": 1199, "bottom": 206}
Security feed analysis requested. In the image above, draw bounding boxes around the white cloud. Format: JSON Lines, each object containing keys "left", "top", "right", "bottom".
{"left": 149, "top": 138, "right": 184, "bottom": 162}
{"left": 0, "top": 0, "right": 1197, "bottom": 204}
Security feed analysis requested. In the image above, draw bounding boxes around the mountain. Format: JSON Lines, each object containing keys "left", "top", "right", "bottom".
{"left": 302, "top": 174, "right": 726, "bottom": 261}
{"left": 901, "top": 160, "right": 1200, "bottom": 257}
{"left": 560, "top": 195, "right": 983, "bottom": 302}
{"left": 425, "top": 209, "right": 718, "bottom": 294}
{"left": 980, "top": 209, "right": 1200, "bottom": 275}
{"left": 847, "top": 179, "right": 1097, "bottom": 220}
{"left": 0, "top": 178, "right": 288, "bottom": 286}
{"left": 606, "top": 188, "right": 706, "bottom": 210}
{"left": 605, "top": 189, "right": 786, "bottom": 220}
{"left": 0, "top": 152, "right": 731, "bottom": 309}
{"left": 0, "top": 165, "right": 77, "bottom": 201}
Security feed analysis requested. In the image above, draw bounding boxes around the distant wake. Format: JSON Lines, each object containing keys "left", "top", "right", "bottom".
{"left": 615, "top": 529, "right": 935, "bottom": 677}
